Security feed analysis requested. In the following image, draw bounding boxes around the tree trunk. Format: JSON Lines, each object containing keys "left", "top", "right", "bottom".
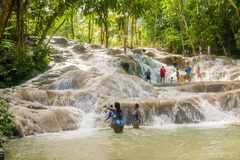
{"left": 90, "top": 15, "right": 94, "bottom": 44}
{"left": 154, "top": 12, "right": 157, "bottom": 48}
{"left": 175, "top": 0, "right": 196, "bottom": 55}
{"left": 196, "top": 0, "right": 199, "bottom": 14}
{"left": 38, "top": 4, "right": 66, "bottom": 46}
{"left": 229, "top": 0, "right": 240, "bottom": 22}
{"left": 16, "top": 0, "right": 24, "bottom": 57}
{"left": 0, "top": 0, "right": 13, "bottom": 43}
{"left": 34, "top": 0, "right": 42, "bottom": 40}
{"left": 47, "top": 18, "right": 66, "bottom": 45}
{"left": 130, "top": 18, "right": 134, "bottom": 48}
{"left": 100, "top": 24, "right": 104, "bottom": 45}
{"left": 134, "top": 18, "right": 138, "bottom": 46}
{"left": 123, "top": 3, "right": 127, "bottom": 52}
{"left": 88, "top": 14, "right": 95, "bottom": 44}
{"left": 88, "top": 17, "right": 91, "bottom": 43}
{"left": 104, "top": 18, "right": 108, "bottom": 48}
{"left": 217, "top": 32, "right": 228, "bottom": 55}
{"left": 71, "top": 14, "right": 75, "bottom": 39}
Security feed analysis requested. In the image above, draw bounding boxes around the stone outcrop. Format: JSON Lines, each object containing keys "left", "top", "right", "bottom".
{"left": 10, "top": 106, "right": 83, "bottom": 137}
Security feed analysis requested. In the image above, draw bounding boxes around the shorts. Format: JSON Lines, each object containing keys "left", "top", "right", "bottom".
{"left": 146, "top": 75, "right": 150, "bottom": 80}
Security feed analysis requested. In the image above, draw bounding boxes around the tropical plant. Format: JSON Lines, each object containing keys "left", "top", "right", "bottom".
{"left": 0, "top": 99, "right": 13, "bottom": 147}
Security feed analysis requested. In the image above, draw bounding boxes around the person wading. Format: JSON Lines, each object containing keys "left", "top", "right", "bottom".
{"left": 132, "top": 103, "right": 142, "bottom": 129}
{"left": 160, "top": 66, "right": 166, "bottom": 83}
{"left": 107, "top": 102, "right": 124, "bottom": 133}
{"left": 145, "top": 69, "right": 151, "bottom": 84}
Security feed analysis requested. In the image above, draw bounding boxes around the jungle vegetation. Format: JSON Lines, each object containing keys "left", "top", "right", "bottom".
{"left": 0, "top": 0, "right": 239, "bottom": 147}
{"left": 0, "top": 0, "right": 240, "bottom": 87}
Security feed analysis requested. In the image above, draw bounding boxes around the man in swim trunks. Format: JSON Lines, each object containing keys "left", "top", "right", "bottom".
{"left": 145, "top": 69, "right": 151, "bottom": 84}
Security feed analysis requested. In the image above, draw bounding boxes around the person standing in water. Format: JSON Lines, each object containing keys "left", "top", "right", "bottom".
{"left": 160, "top": 66, "right": 166, "bottom": 83}
{"left": 132, "top": 103, "right": 141, "bottom": 129}
{"left": 196, "top": 67, "right": 201, "bottom": 80}
{"left": 161, "top": 46, "right": 165, "bottom": 52}
{"left": 145, "top": 69, "right": 151, "bottom": 84}
{"left": 104, "top": 104, "right": 114, "bottom": 128}
{"left": 207, "top": 45, "right": 211, "bottom": 55}
{"left": 199, "top": 46, "right": 203, "bottom": 55}
{"left": 176, "top": 68, "right": 180, "bottom": 82}
{"left": 107, "top": 102, "right": 124, "bottom": 133}
{"left": 185, "top": 66, "right": 191, "bottom": 82}
{"left": 179, "top": 75, "right": 184, "bottom": 82}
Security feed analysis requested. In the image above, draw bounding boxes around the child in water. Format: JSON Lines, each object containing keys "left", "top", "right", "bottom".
{"left": 196, "top": 67, "right": 201, "bottom": 80}
{"left": 179, "top": 75, "right": 184, "bottom": 82}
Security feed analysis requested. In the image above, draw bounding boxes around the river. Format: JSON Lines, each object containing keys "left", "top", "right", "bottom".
{"left": 5, "top": 124, "right": 240, "bottom": 160}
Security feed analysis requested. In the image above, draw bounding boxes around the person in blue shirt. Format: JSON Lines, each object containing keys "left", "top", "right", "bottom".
{"left": 185, "top": 66, "right": 191, "bottom": 82}
{"left": 107, "top": 102, "right": 124, "bottom": 133}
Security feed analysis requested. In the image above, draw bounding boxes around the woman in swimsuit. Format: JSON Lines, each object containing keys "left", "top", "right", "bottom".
{"left": 107, "top": 102, "right": 124, "bottom": 133}
{"left": 132, "top": 103, "right": 141, "bottom": 129}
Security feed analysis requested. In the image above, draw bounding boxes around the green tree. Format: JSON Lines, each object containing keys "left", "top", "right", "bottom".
{"left": 0, "top": 0, "right": 14, "bottom": 43}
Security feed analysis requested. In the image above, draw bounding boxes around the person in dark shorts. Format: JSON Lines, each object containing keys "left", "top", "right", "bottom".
{"left": 176, "top": 68, "right": 180, "bottom": 82}
{"left": 145, "top": 69, "right": 151, "bottom": 84}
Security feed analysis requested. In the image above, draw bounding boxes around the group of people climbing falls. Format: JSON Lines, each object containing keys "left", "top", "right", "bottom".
{"left": 105, "top": 102, "right": 142, "bottom": 133}
{"left": 144, "top": 65, "right": 202, "bottom": 84}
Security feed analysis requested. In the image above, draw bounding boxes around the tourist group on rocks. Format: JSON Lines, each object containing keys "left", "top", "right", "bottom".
{"left": 144, "top": 65, "right": 202, "bottom": 84}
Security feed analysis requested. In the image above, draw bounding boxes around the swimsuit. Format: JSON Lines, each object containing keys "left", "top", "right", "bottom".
{"left": 111, "top": 113, "right": 124, "bottom": 126}
{"left": 132, "top": 112, "right": 138, "bottom": 122}
{"left": 146, "top": 75, "right": 150, "bottom": 80}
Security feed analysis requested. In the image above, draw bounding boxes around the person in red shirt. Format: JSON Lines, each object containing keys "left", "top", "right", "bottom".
{"left": 160, "top": 66, "right": 166, "bottom": 83}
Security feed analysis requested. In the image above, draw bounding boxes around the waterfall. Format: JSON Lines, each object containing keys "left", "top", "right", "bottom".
{"left": 3, "top": 36, "right": 240, "bottom": 136}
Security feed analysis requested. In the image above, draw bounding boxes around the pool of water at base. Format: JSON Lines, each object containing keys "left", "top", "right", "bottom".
{"left": 4, "top": 125, "right": 240, "bottom": 160}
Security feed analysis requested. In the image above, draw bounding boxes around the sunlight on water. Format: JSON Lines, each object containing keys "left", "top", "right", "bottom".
{"left": 4, "top": 126, "right": 240, "bottom": 160}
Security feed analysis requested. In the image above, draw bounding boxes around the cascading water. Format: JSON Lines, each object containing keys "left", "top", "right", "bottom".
{"left": 2, "top": 36, "right": 240, "bottom": 160}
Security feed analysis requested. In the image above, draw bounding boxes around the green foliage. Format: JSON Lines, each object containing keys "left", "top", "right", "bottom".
{"left": 0, "top": 40, "right": 18, "bottom": 87}
{"left": 0, "top": 99, "right": 13, "bottom": 147}
{"left": 0, "top": 40, "right": 34, "bottom": 87}
{"left": 0, "top": 39, "right": 16, "bottom": 53}
{"left": 1, "top": 0, "right": 240, "bottom": 68}
{"left": 13, "top": 49, "right": 35, "bottom": 82}
{"left": 3, "top": 25, "right": 15, "bottom": 36}
{"left": 235, "top": 30, "right": 240, "bottom": 50}
{"left": 0, "top": 40, "right": 50, "bottom": 87}
{"left": 33, "top": 44, "right": 51, "bottom": 72}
